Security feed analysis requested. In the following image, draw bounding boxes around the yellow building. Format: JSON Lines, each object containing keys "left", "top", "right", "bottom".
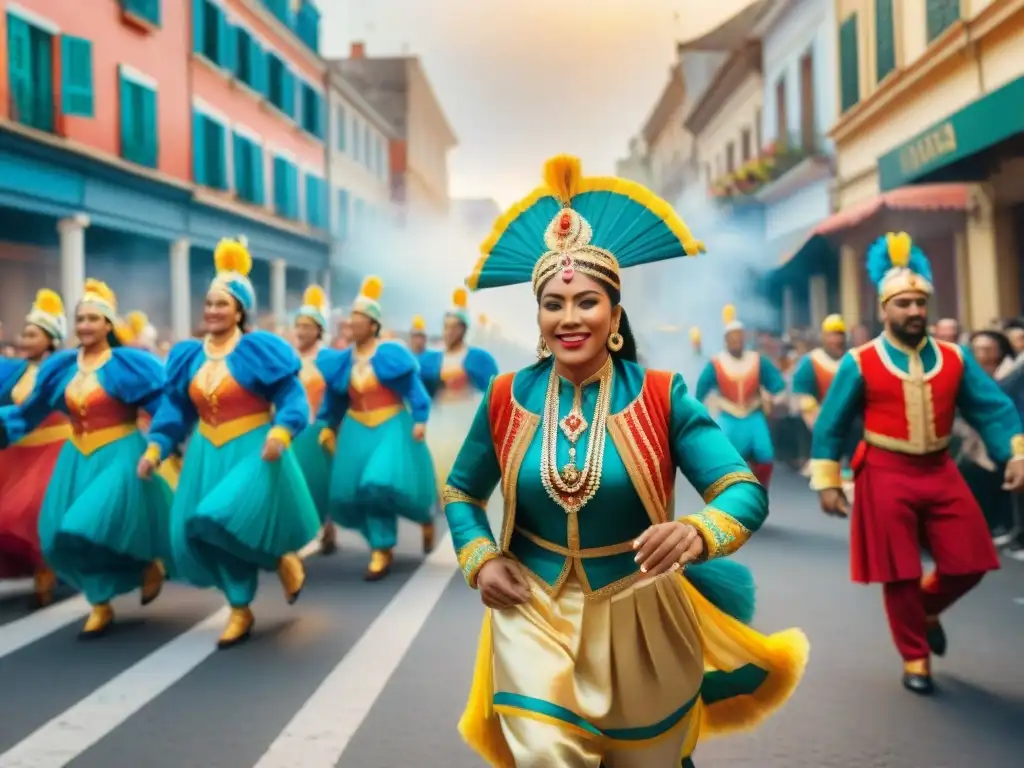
{"left": 825, "top": 0, "right": 1024, "bottom": 330}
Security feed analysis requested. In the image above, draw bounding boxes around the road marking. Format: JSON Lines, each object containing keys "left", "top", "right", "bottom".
{"left": 0, "top": 608, "right": 227, "bottom": 768}
{"left": 0, "top": 596, "right": 90, "bottom": 660}
{"left": 253, "top": 532, "right": 459, "bottom": 767}
{"left": 0, "top": 579, "right": 33, "bottom": 599}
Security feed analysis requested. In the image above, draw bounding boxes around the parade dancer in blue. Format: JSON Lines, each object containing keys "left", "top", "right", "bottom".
{"left": 0, "top": 279, "right": 172, "bottom": 638}
{"left": 138, "top": 238, "right": 320, "bottom": 649}
{"left": 317, "top": 276, "right": 437, "bottom": 579}
{"left": 695, "top": 304, "right": 786, "bottom": 489}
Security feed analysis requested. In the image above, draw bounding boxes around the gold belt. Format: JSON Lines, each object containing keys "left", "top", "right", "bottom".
{"left": 347, "top": 404, "right": 403, "bottom": 428}
{"left": 70, "top": 423, "right": 137, "bottom": 455}
{"left": 514, "top": 526, "right": 636, "bottom": 558}
{"left": 198, "top": 412, "right": 272, "bottom": 447}
{"left": 16, "top": 423, "right": 72, "bottom": 447}
{"left": 717, "top": 399, "right": 761, "bottom": 418}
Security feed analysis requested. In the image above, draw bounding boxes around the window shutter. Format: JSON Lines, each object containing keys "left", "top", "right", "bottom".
{"left": 142, "top": 86, "right": 158, "bottom": 167}
{"left": 233, "top": 132, "right": 246, "bottom": 198}
{"left": 7, "top": 16, "right": 34, "bottom": 127}
{"left": 282, "top": 68, "right": 294, "bottom": 118}
{"left": 253, "top": 145, "right": 265, "bottom": 205}
{"left": 252, "top": 44, "right": 266, "bottom": 95}
{"left": 61, "top": 36, "right": 95, "bottom": 117}
{"left": 193, "top": 111, "right": 206, "bottom": 185}
{"left": 839, "top": 13, "right": 860, "bottom": 113}
{"left": 119, "top": 73, "right": 134, "bottom": 160}
{"left": 874, "top": 0, "right": 895, "bottom": 82}
{"left": 192, "top": 0, "right": 205, "bottom": 53}
{"left": 33, "top": 30, "right": 54, "bottom": 132}
{"left": 926, "top": 0, "right": 960, "bottom": 43}
{"left": 215, "top": 5, "right": 228, "bottom": 68}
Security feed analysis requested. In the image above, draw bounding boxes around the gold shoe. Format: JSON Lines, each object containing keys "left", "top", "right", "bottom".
{"left": 34, "top": 567, "right": 56, "bottom": 608}
{"left": 217, "top": 606, "right": 254, "bottom": 649}
{"left": 277, "top": 553, "right": 305, "bottom": 604}
{"left": 80, "top": 603, "right": 114, "bottom": 639}
{"left": 140, "top": 559, "right": 166, "bottom": 606}
{"left": 422, "top": 523, "right": 435, "bottom": 554}
{"left": 364, "top": 549, "right": 392, "bottom": 581}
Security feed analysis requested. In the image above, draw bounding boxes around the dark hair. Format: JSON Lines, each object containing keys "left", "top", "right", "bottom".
{"left": 536, "top": 278, "right": 639, "bottom": 364}
{"left": 970, "top": 330, "right": 1013, "bottom": 365}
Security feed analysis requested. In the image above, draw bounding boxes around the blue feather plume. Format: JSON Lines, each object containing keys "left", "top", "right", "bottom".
{"left": 865, "top": 234, "right": 933, "bottom": 289}
{"left": 685, "top": 558, "right": 756, "bottom": 624}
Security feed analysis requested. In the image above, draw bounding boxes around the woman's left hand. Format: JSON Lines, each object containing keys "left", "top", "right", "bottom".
{"left": 412, "top": 423, "right": 426, "bottom": 441}
{"left": 262, "top": 436, "right": 286, "bottom": 462}
{"left": 633, "top": 522, "right": 704, "bottom": 576}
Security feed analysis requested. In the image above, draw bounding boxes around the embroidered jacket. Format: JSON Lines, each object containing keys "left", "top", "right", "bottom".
{"left": 810, "top": 334, "right": 1024, "bottom": 489}
{"left": 791, "top": 348, "right": 842, "bottom": 413}
{"left": 695, "top": 351, "right": 785, "bottom": 418}
{"left": 443, "top": 357, "right": 767, "bottom": 597}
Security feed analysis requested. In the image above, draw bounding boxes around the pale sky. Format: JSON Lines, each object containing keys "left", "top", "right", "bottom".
{"left": 320, "top": 0, "right": 758, "bottom": 206}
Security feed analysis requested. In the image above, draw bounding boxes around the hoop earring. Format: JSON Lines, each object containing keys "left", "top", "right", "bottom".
{"left": 536, "top": 336, "right": 552, "bottom": 359}
{"left": 607, "top": 332, "right": 623, "bottom": 352}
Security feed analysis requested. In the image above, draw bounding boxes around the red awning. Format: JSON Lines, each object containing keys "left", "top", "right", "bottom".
{"left": 813, "top": 183, "right": 968, "bottom": 236}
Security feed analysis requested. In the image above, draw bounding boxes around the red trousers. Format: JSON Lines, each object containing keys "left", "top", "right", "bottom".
{"left": 883, "top": 572, "right": 983, "bottom": 661}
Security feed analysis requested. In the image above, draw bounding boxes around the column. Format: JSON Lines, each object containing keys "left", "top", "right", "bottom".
{"left": 964, "top": 183, "right": 1002, "bottom": 330}
{"left": 954, "top": 230, "right": 971, "bottom": 329}
{"left": 809, "top": 274, "right": 828, "bottom": 328}
{"left": 57, "top": 215, "right": 89, "bottom": 331}
{"left": 839, "top": 243, "right": 861, "bottom": 328}
{"left": 169, "top": 238, "right": 191, "bottom": 341}
{"left": 271, "top": 258, "right": 287, "bottom": 331}
{"left": 782, "top": 285, "right": 795, "bottom": 332}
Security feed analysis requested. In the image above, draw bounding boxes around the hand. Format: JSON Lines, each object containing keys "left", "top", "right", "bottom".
{"left": 1003, "top": 459, "right": 1024, "bottom": 492}
{"left": 262, "top": 436, "right": 286, "bottom": 462}
{"left": 318, "top": 428, "right": 336, "bottom": 455}
{"left": 476, "top": 557, "right": 531, "bottom": 610}
{"left": 136, "top": 456, "right": 156, "bottom": 480}
{"left": 819, "top": 488, "right": 850, "bottom": 517}
{"left": 412, "top": 423, "right": 426, "bottom": 441}
{"left": 633, "top": 522, "right": 704, "bottom": 576}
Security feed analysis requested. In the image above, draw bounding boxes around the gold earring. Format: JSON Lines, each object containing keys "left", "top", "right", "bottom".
{"left": 607, "top": 332, "right": 623, "bottom": 352}
{"left": 536, "top": 335, "right": 552, "bottom": 359}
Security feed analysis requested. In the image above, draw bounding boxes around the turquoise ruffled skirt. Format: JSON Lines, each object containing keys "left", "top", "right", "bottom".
{"left": 291, "top": 423, "right": 332, "bottom": 522}
{"left": 38, "top": 431, "right": 174, "bottom": 605}
{"left": 329, "top": 409, "right": 437, "bottom": 551}
{"left": 170, "top": 425, "right": 321, "bottom": 607}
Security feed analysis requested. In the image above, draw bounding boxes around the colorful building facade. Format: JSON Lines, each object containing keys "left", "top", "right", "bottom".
{"left": 0, "top": 0, "right": 329, "bottom": 338}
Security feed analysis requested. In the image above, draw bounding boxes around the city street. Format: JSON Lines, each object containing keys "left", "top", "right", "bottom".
{"left": 0, "top": 469, "right": 1022, "bottom": 768}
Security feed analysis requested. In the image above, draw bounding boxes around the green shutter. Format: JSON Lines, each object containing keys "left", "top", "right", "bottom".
{"left": 839, "top": 13, "right": 860, "bottom": 113}
{"left": 233, "top": 132, "right": 247, "bottom": 199}
{"left": 875, "top": 0, "right": 895, "bottom": 82}
{"left": 926, "top": 0, "right": 960, "bottom": 43}
{"left": 142, "top": 85, "right": 157, "bottom": 167}
{"left": 32, "top": 29, "right": 53, "bottom": 132}
{"left": 192, "top": 0, "right": 204, "bottom": 53}
{"left": 193, "top": 110, "right": 206, "bottom": 185}
{"left": 61, "top": 36, "right": 94, "bottom": 117}
{"left": 7, "top": 15, "right": 35, "bottom": 127}
{"left": 123, "top": 0, "right": 161, "bottom": 26}
{"left": 253, "top": 145, "right": 265, "bottom": 205}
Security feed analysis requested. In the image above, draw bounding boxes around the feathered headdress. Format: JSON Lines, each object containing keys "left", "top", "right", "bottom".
{"left": 352, "top": 276, "right": 383, "bottom": 323}
{"left": 866, "top": 232, "right": 933, "bottom": 305}
{"left": 209, "top": 236, "right": 255, "bottom": 311}
{"left": 297, "top": 284, "right": 329, "bottom": 330}
{"left": 468, "top": 154, "right": 705, "bottom": 294}
{"left": 722, "top": 304, "right": 743, "bottom": 334}
{"left": 79, "top": 278, "right": 118, "bottom": 323}
{"left": 122, "top": 310, "right": 157, "bottom": 348}
{"left": 410, "top": 314, "right": 427, "bottom": 334}
{"left": 445, "top": 287, "right": 471, "bottom": 327}
{"left": 821, "top": 314, "right": 846, "bottom": 334}
{"left": 26, "top": 288, "right": 68, "bottom": 342}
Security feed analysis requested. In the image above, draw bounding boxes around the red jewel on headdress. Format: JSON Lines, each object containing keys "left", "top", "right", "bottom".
{"left": 559, "top": 212, "right": 572, "bottom": 232}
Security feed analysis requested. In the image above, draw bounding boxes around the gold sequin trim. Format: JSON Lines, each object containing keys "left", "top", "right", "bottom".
{"left": 456, "top": 537, "right": 501, "bottom": 588}
{"left": 513, "top": 526, "right": 636, "bottom": 558}
{"left": 1011, "top": 434, "right": 1024, "bottom": 460}
{"left": 442, "top": 485, "right": 487, "bottom": 509}
{"left": 682, "top": 507, "right": 751, "bottom": 560}
{"left": 700, "top": 470, "right": 760, "bottom": 504}
{"left": 809, "top": 459, "right": 842, "bottom": 490}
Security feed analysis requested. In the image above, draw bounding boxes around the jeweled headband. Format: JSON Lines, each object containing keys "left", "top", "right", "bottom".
{"left": 531, "top": 208, "right": 620, "bottom": 295}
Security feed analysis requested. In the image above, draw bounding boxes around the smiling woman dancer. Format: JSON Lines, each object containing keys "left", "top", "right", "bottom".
{"left": 444, "top": 156, "right": 809, "bottom": 767}
{"left": 0, "top": 279, "right": 172, "bottom": 637}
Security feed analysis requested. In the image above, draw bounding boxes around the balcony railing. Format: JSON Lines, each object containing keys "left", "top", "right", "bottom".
{"left": 709, "top": 132, "right": 828, "bottom": 203}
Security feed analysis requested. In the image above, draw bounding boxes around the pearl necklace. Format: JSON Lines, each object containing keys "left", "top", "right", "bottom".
{"left": 539, "top": 359, "right": 613, "bottom": 515}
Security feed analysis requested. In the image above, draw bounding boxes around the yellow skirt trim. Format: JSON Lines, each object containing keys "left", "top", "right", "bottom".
{"left": 457, "top": 573, "right": 810, "bottom": 767}
{"left": 156, "top": 454, "right": 183, "bottom": 492}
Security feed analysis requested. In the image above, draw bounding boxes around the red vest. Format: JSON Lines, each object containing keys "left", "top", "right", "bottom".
{"left": 810, "top": 349, "right": 839, "bottom": 400}
{"left": 858, "top": 338, "right": 963, "bottom": 454}
{"left": 711, "top": 352, "right": 762, "bottom": 417}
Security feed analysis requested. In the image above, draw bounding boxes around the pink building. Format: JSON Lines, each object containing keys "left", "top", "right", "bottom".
{"left": 0, "top": 0, "right": 327, "bottom": 338}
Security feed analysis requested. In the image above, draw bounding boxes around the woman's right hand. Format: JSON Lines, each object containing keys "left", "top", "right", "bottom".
{"left": 477, "top": 557, "right": 530, "bottom": 609}
{"left": 136, "top": 456, "right": 156, "bottom": 480}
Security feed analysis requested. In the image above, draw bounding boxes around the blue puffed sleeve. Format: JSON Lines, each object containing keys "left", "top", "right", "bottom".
{"left": 316, "top": 347, "right": 352, "bottom": 430}
{"left": 147, "top": 339, "right": 203, "bottom": 461}
{"left": 0, "top": 350, "right": 76, "bottom": 447}
{"left": 464, "top": 346, "right": 499, "bottom": 392}
{"left": 809, "top": 352, "right": 865, "bottom": 489}
{"left": 758, "top": 355, "right": 786, "bottom": 395}
{"left": 694, "top": 360, "right": 718, "bottom": 402}
{"left": 372, "top": 341, "right": 431, "bottom": 424}
{"left": 669, "top": 373, "right": 767, "bottom": 560}
{"left": 0, "top": 358, "right": 27, "bottom": 405}
{"left": 231, "top": 331, "right": 308, "bottom": 435}
{"left": 956, "top": 349, "right": 1024, "bottom": 464}
{"left": 417, "top": 349, "right": 443, "bottom": 397}
{"left": 107, "top": 347, "right": 165, "bottom": 417}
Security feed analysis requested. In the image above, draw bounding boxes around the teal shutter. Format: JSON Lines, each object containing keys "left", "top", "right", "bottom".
{"left": 273, "top": 156, "right": 286, "bottom": 214}
{"left": 142, "top": 86, "right": 157, "bottom": 167}
{"left": 7, "top": 16, "right": 34, "bottom": 126}
{"left": 192, "top": 0, "right": 204, "bottom": 53}
{"left": 337, "top": 188, "right": 349, "bottom": 240}
{"left": 119, "top": 74, "right": 133, "bottom": 159}
{"left": 875, "top": 0, "right": 895, "bottom": 82}
{"left": 223, "top": 23, "right": 236, "bottom": 74}
{"left": 281, "top": 68, "right": 293, "bottom": 117}
{"left": 839, "top": 14, "right": 860, "bottom": 112}
{"left": 288, "top": 163, "right": 299, "bottom": 219}
{"left": 336, "top": 104, "right": 346, "bottom": 151}
{"left": 233, "top": 131, "right": 246, "bottom": 198}
{"left": 215, "top": 122, "right": 227, "bottom": 189}
{"left": 305, "top": 174, "right": 315, "bottom": 225}
{"left": 33, "top": 30, "right": 54, "bottom": 132}
{"left": 193, "top": 111, "right": 206, "bottom": 184}
{"left": 61, "top": 36, "right": 94, "bottom": 117}
{"left": 926, "top": 0, "right": 960, "bottom": 43}
{"left": 253, "top": 145, "right": 265, "bottom": 205}
{"left": 215, "top": 5, "right": 227, "bottom": 67}
{"left": 253, "top": 44, "right": 266, "bottom": 95}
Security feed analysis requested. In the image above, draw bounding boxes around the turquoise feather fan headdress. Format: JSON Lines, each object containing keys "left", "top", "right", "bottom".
{"left": 866, "top": 232, "right": 934, "bottom": 305}
{"left": 466, "top": 155, "right": 706, "bottom": 294}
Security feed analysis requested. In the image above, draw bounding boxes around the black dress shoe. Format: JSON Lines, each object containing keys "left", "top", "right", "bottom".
{"left": 926, "top": 621, "right": 947, "bottom": 656}
{"left": 902, "top": 672, "right": 935, "bottom": 695}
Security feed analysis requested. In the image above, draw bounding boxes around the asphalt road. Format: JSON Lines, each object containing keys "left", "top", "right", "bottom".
{"left": 0, "top": 469, "right": 1022, "bottom": 768}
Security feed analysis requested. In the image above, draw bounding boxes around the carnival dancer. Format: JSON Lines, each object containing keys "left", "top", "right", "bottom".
{"left": 317, "top": 276, "right": 436, "bottom": 579}
{"left": 138, "top": 238, "right": 319, "bottom": 649}
{"left": 694, "top": 305, "right": 786, "bottom": 489}
{"left": 811, "top": 232, "right": 1024, "bottom": 695}
{"left": 446, "top": 155, "right": 808, "bottom": 768}
{"left": 409, "top": 314, "right": 441, "bottom": 398}
{"left": 290, "top": 285, "right": 337, "bottom": 555}
{"left": 0, "top": 290, "right": 70, "bottom": 606}
{"left": 0, "top": 279, "right": 172, "bottom": 637}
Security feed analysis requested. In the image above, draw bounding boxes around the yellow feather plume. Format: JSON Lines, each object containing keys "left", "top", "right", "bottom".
{"left": 303, "top": 285, "right": 327, "bottom": 311}
{"left": 360, "top": 275, "right": 383, "bottom": 301}
{"left": 478, "top": 313, "right": 489, "bottom": 325}
{"left": 127, "top": 310, "right": 149, "bottom": 335}
{"left": 689, "top": 327, "right": 702, "bottom": 343}
{"left": 722, "top": 304, "right": 736, "bottom": 325}
{"left": 542, "top": 155, "right": 582, "bottom": 204}
{"left": 83, "top": 278, "right": 116, "bottom": 307}
{"left": 214, "top": 237, "right": 253, "bottom": 276}
{"left": 452, "top": 287, "right": 468, "bottom": 309}
{"left": 113, "top": 321, "right": 134, "bottom": 345}
{"left": 411, "top": 315, "right": 426, "bottom": 332}
{"left": 34, "top": 288, "right": 63, "bottom": 316}
{"left": 886, "top": 232, "right": 912, "bottom": 268}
